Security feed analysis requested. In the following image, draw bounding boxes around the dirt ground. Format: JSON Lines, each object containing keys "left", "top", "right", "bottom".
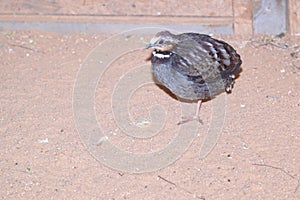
{"left": 0, "top": 30, "right": 299, "bottom": 199}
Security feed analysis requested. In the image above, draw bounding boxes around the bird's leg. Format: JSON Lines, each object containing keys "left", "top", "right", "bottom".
{"left": 195, "top": 99, "right": 202, "bottom": 119}
{"left": 177, "top": 100, "right": 203, "bottom": 125}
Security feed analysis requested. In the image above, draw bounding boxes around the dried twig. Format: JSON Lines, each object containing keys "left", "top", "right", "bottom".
{"left": 253, "top": 163, "right": 299, "bottom": 193}
{"left": 158, "top": 175, "right": 205, "bottom": 199}
{"left": 249, "top": 35, "right": 290, "bottom": 49}
{"left": 158, "top": 175, "right": 176, "bottom": 186}
{"left": 0, "top": 42, "right": 44, "bottom": 53}
{"left": 252, "top": 41, "right": 288, "bottom": 49}
{"left": 291, "top": 61, "right": 300, "bottom": 70}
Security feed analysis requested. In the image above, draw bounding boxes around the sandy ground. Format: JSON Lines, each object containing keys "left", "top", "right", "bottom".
{"left": 0, "top": 30, "right": 300, "bottom": 199}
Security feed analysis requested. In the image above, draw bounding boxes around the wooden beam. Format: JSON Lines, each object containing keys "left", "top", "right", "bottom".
{"left": 233, "top": 0, "right": 253, "bottom": 35}
{"left": 0, "top": 14, "right": 233, "bottom": 25}
{"left": 288, "top": 0, "right": 300, "bottom": 35}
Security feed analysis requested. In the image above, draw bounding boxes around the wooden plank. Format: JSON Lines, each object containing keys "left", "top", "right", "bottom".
{"left": 288, "top": 0, "right": 300, "bottom": 35}
{"left": 0, "top": 0, "right": 236, "bottom": 35}
{"left": 233, "top": 0, "right": 253, "bottom": 35}
{"left": 0, "top": 0, "right": 233, "bottom": 17}
{"left": 0, "top": 14, "right": 232, "bottom": 25}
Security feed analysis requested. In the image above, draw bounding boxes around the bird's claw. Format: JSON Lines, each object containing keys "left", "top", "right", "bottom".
{"left": 177, "top": 115, "right": 203, "bottom": 125}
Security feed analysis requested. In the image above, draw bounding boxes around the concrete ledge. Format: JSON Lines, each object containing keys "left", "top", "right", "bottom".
{"left": 0, "top": 15, "right": 233, "bottom": 35}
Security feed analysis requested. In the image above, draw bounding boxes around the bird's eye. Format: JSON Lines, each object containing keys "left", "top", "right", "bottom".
{"left": 158, "top": 40, "right": 164, "bottom": 44}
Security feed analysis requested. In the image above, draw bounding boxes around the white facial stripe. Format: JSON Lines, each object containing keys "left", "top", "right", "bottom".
{"left": 152, "top": 51, "right": 172, "bottom": 59}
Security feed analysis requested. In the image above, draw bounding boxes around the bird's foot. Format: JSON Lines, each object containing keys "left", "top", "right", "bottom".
{"left": 177, "top": 115, "right": 203, "bottom": 125}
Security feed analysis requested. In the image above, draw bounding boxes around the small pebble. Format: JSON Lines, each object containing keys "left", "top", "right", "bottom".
{"left": 38, "top": 138, "right": 49, "bottom": 143}
{"left": 96, "top": 136, "right": 109, "bottom": 146}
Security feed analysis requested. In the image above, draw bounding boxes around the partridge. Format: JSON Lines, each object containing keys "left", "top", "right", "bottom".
{"left": 146, "top": 31, "right": 242, "bottom": 124}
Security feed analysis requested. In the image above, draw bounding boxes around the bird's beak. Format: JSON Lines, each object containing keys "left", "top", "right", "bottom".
{"left": 146, "top": 43, "right": 153, "bottom": 49}
{"left": 146, "top": 36, "right": 159, "bottom": 48}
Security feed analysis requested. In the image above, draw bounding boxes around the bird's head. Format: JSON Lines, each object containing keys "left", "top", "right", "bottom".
{"left": 146, "top": 31, "right": 178, "bottom": 52}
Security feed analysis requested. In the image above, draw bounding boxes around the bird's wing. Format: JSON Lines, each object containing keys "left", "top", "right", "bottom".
{"left": 171, "top": 33, "right": 241, "bottom": 82}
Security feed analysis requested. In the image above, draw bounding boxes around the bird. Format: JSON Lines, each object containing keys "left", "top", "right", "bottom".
{"left": 146, "top": 31, "right": 242, "bottom": 124}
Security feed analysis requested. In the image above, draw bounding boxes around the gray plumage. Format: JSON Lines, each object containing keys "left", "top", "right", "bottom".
{"left": 147, "top": 31, "right": 242, "bottom": 100}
